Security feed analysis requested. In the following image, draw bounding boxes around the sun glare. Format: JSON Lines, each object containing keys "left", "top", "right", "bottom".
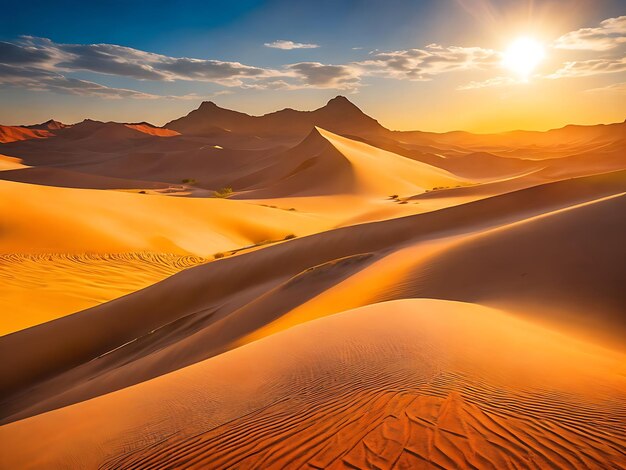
{"left": 502, "top": 37, "right": 545, "bottom": 81}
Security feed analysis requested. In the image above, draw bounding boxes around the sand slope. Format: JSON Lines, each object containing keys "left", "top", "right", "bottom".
{"left": 0, "top": 253, "right": 206, "bottom": 335}
{"left": 1, "top": 299, "right": 624, "bottom": 469}
{"left": 0, "top": 179, "right": 323, "bottom": 255}
{"left": 124, "top": 123, "right": 180, "bottom": 137}
{"left": 0, "top": 154, "right": 28, "bottom": 171}
{"left": 0, "top": 125, "right": 52, "bottom": 143}
{"left": 242, "top": 127, "right": 464, "bottom": 197}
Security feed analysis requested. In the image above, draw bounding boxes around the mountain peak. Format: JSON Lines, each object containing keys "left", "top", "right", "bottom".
{"left": 25, "top": 119, "right": 68, "bottom": 130}
{"left": 326, "top": 95, "right": 356, "bottom": 108}
{"left": 167, "top": 95, "right": 385, "bottom": 137}
{"left": 198, "top": 101, "right": 219, "bottom": 110}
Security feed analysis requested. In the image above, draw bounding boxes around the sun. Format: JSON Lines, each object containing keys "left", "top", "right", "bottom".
{"left": 502, "top": 37, "right": 545, "bottom": 81}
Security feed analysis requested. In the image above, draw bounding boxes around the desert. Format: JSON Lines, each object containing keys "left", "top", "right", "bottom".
{"left": 1, "top": 3, "right": 625, "bottom": 468}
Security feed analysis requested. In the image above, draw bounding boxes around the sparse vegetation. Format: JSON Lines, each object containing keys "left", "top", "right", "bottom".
{"left": 181, "top": 178, "right": 197, "bottom": 185}
{"left": 213, "top": 186, "right": 233, "bottom": 198}
{"left": 389, "top": 194, "right": 399, "bottom": 200}
{"left": 213, "top": 252, "right": 225, "bottom": 259}
{"left": 284, "top": 234, "right": 296, "bottom": 240}
{"left": 138, "top": 190, "right": 146, "bottom": 194}
{"left": 288, "top": 208, "right": 296, "bottom": 211}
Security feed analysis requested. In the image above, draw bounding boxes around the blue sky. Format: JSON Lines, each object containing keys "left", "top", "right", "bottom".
{"left": 1, "top": 0, "right": 624, "bottom": 131}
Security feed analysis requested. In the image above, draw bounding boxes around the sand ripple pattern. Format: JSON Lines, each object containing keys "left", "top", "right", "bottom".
{"left": 100, "top": 353, "right": 626, "bottom": 469}
{"left": 0, "top": 253, "right": 207, "bottom": 334}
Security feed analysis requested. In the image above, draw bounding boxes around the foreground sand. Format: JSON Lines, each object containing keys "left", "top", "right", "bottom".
{"left": 1, "top": 300, "right": 624, "bottom": 469}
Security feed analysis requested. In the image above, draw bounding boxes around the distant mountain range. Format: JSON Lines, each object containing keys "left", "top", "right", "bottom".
{"left": 2, "top": 95, "right": 624, "bottom": 147}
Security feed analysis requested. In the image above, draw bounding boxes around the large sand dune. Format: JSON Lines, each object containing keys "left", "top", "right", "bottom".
{"left": 0, "top": 125, "right": 52, "bottom": 144}
{"left": 1, "top": 300, "right": 624, "bottom": 469}
{"left": 242, "top": 127, "right": 464, "bottom": 197}
{"left": 0, "top": 179, "right": 323, "bottom": 255}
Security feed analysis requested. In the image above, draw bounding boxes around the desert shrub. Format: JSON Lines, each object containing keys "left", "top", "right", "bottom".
{"left": 138, "top": 190, "right": 146, "bottom": 194}
{"left": 182, "top": 178, "right": 196, "bottom": 185}
{"left": 288, "top": 208, "right": 296, "bottom": 211}
{"left": 284, "top": 234, "right": 296, "bottom": 240}
{"left": 213, "top": 252, "right": 225, "bottom": 259}
{"left": 213, "top": 187, "right": 233, "bottom": 198}
{"left": 389, "top": 194, "right": 399, "bottom": 199}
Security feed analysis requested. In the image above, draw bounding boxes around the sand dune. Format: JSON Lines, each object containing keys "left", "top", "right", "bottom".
{"left": 0, "top": 125, "right": 52, "bottom": 143}
{"left": 242, "top": 127, "right": 464, "bottom": 197}
{"left": 0, "top": 166, "right": 171, "bottom": 190}
{"left": 396, "top": 119, "right": 626, "bottom": 158}
{"left": 0, "top": 154, "right": 28, "bottom": 171}
{"left": 0, "top": 253, "right": 206, "bottom": 335}
{"left": 1, "top": 299, "right": 624, "bottom": 469}
{"left": 2, "top": 170, "right": 623, "bottom": 424}
{"left": 0, "top": 179, "right": 323, "bottom": 255}
{"left": 124, "top": 123, "right": 180, "bottom": 137}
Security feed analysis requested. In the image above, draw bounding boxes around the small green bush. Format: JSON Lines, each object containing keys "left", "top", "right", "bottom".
{"left": 213, "top": 187, "right": 233, "bottom": 198}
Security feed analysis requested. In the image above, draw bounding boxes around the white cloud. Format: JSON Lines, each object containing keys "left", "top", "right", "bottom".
{"left": 547, "top": 57, "right": 626, "bottom": 79}
{"left": 554, "top": 16, "right": 626, "bottom": 51}
{"left": 264, "top": 40, "right": 319, "bottom": 50}
{"left": 358, "top": 44, "right": 501, "bottom": 81}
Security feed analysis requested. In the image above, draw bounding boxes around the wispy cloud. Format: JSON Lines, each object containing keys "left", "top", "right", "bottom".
{"left": 554, "top": 16, "right": 626, "bottom": 51}
{"left": 0, "top": 37, "right": 359, "bottom": 96}
{"left": 0, "top": 63, "right": 160, "bottom": 99}
{"left": 0, "top": 63, "right": 234, "bottom": 100}
{"left": 584, "top": 81, "right": 626, "bottom": 94}
{"left": 0, "top": 37, "right": 280, "bottom": 86}
{"left": 358, "top": 44, "right": 501, "bottom": 81}
{"left": 264, "top": 40, "right": 319, "bottom": 50}
{"left": 457, "top": 76, "right": 517, "bottom": 90}
{"left": 286, "top": 62, "right": 361, "bottom": 89}
{"left": 547, "top": 57, "right": 626, "bottom": 79}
